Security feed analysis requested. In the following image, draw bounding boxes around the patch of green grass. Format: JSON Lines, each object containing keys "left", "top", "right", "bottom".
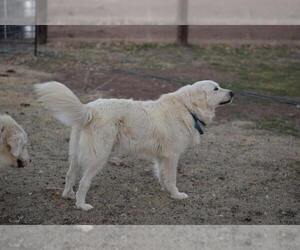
{"left": 1, "top": 43, "right": 300, "bottom": 97}
{"left": 257, "top": 117, "right": 300, "bottom": 137}
{"left": 191, "top": 45, "right": 300, "bottom": 97}
{"left": 287, "top": 161, "right": 300, "bottom": 175}
{"left": 121, "top": 44, "right": 300, "bottom": 96}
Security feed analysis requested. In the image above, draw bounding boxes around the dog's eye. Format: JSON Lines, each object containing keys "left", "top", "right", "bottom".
{"left": 214, "top": 87, "right": 219, "bottom": 91}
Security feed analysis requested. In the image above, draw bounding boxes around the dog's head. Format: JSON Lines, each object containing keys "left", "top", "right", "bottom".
{"left": 0, "top": 116, "right": 30, "bottom": 168}
{"left": 192, "top": 80, "right": 234, "bottom": 108}
{"left": 175, "top": 80, "right": 234, "bottom": 124}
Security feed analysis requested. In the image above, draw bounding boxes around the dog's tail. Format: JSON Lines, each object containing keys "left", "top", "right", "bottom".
{"left": 34, "top": 81, "right": 92, "bottom": 127}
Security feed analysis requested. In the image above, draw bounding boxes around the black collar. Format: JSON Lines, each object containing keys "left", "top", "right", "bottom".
{"left": 190, "top": 112, "right": 206, "bottom": 135}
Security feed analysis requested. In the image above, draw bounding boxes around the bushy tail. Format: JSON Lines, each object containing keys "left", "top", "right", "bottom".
{"left": 34, "top": 81, "right": 92, "bottom": 127}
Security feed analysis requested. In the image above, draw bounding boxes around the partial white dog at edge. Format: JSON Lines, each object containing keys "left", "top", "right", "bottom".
{"left": 35, "top": 80, "right": 234, "bottom": 211}
{"left": 0, "top": 114, "right": 30, "bottom": 169}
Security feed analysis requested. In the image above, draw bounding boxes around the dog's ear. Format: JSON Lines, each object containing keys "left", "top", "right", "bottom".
{"left": 7, "top": 133, "right": 23, "bottom": 158}
{"left": 190, "top": 89, "right": 209, "bottom": 109}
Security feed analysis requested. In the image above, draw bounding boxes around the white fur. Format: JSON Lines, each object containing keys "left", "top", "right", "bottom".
{"left": 35, "top": 82, "right": 92, "bottom": 127}
{"left": 35, "top": 80, "right": 233, "bottom": 210}
{"left": 0, "top": 115, "right": 30, "bottom": 168}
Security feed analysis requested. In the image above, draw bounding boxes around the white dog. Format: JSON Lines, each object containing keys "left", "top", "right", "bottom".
{"left": 35, "top": 80, "right": 233, "bottom": 210}
{"left": 0, "top": 115, "right": 30, "bottom": 169}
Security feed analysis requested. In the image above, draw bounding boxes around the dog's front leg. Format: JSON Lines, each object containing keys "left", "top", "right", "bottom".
{"left": 153, "top": 159, "right": 166, "bottom": 190}
{"left": 161, "top": 156, "right": 188, "bottom": 199}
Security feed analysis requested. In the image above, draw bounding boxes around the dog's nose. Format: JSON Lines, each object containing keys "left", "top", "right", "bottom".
{"left": 229, "top": 91, "right": 234, "bottom": 98}
{"left": 17, "top": 159, "right": 25, "bottom": 168}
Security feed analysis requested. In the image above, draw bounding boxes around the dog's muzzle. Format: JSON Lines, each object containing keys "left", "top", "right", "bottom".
{"left": 219, "top": 91, "right": 234, "bottom": 105}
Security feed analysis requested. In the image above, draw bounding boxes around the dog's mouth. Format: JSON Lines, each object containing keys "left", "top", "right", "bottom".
{"left": 17, "top": 159, "right": 25, "bottom": 168}
{"left": 219, "top": 99, "right": 232, "bottom": 105}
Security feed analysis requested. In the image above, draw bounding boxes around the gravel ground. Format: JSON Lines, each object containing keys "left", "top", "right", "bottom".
{"left": 0, "top": 63, "right": 299, "bottom": 224}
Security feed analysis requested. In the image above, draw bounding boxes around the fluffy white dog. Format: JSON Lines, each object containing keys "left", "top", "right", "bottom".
{"left": 0, "top": 115, "right": 30, "bottom": 169}
{"left": 35, "top": 80, "right": 233, "bottom": 210}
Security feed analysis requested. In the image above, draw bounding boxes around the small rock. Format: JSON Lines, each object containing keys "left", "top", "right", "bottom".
{"left": 110, "top": 157, "right": 122, "bottom": 166}
{"left": 244, "top": 216, "right": 252, "bottom": 222}
{"left": 6, "top": 69, "right": 16, "bottom": 74}
{"left": 20, "top": 103, "right": 30, "bottom": 107}
{"left": 52, "top": 191, "right": 60, "bottom": 197}
{"left": 255, "top": 211, "right": 263, "bottom": 216}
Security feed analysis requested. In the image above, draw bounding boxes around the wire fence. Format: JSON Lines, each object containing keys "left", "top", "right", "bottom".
{"left": 0, "top": 0, "right": 36, "bottom": 43}
{"left": 0, "top": 25, "right": 35, "bottom": 40}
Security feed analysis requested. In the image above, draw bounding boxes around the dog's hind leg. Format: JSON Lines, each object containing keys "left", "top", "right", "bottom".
{"left": 160, "top": 156, "right": 188, "bottom": 199}
{"left": 75, "top": 160, "right": 102, "bottom": 211}
{"left": 62, "top": 126, "right": 80, "bottom": 199}
{"left": 75, "top": 126, "right": 116, "bottom": 211}
{"left": 75, "top": 151, "right": 112, "bottom": 211}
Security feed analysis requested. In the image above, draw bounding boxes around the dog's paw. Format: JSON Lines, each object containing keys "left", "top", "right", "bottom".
{"left": 171, "top": 192, "right": 189, "bottom": 200}
{"left": 76, "top": 203, "right": 94, "bottom": 211}
{"left": 62, "top": 190, "right": 76, "bottom": 200}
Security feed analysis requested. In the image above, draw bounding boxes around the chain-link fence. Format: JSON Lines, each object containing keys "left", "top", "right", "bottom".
{"left": 0, "top": 0, "right": 36, "bottom": 43}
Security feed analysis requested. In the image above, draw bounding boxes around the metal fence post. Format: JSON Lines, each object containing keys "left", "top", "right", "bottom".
{"left": 177, "top": 0, "right": 189, "bottom": 46}
{"left": 34, "top": 0, "right": 47, "bottom": 55}
{"left": 36, "top": 25, "right": 47, "bottom": 44}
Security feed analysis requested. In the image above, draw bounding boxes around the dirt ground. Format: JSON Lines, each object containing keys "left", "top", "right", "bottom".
{"left": 0, "top": 44, "right": 299, "bottom": 224}
{"left": 47, "top": 25, "right": 300, "bottom": 46}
